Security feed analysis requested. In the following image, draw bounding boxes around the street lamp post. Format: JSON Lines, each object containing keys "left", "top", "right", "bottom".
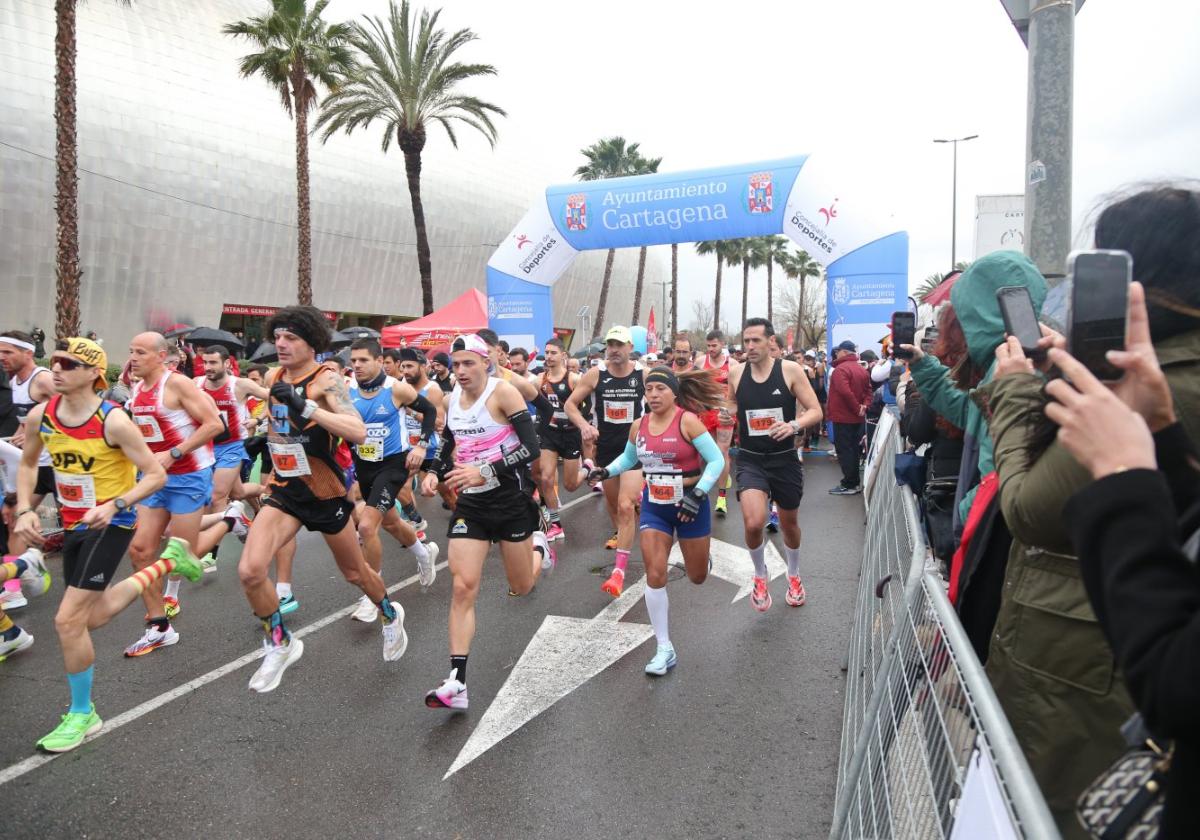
{"left": 933, "top": 134, "right": 978, "bottom": 268}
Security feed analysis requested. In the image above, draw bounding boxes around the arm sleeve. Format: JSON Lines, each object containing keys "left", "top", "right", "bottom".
{"left": 604, "top": 440, "right": 640, "bottom": 477}
{"left": 408, "top": 393, "right": 438, "bottom": 440}
{"left": 489, "top": 410, "right": 541, "bottom": 476}
{"left": 432, "top": 424, "right": 456, "bottom": 479}
{"left": 530, "top": 391, "right": 555, "bottom": 424}
{"left": 692, "top": 432, "right": 724, "bottom": 494}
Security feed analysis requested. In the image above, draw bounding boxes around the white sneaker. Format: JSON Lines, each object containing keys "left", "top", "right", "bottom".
{"left": 226, "top": 500, "right": 251, "bottom": 542}
{"left": 350, "top": 594, "right": 378, "bottom": 623}
{"left": 18, "top": 548, "right": 50, "bottom": 595}
{"left": 0, "top": 588, "right": 28, "bottom": 610}
{"left": 248, "top": 638, "right": 304, "bottom": 693}
{"left": 123, "top": 624, "right": 180, "bottom": 657}
{"left": 533, "top": 530, "right": 555, "bottom": 571}
{"left": 381, "top": 602, "right": 408, "bottom": 661}
{"left": 418, "top": 542, "right": 439, "bottom": 588}
{"left": 0, "top": 627, "right": 33, "bottom": 660}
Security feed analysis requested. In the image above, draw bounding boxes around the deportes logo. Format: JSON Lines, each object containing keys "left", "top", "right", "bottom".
{"left": 565, "top": 194, "right": 588, "bottom": 231}
{"left": 515, "top": 234, "right": 532, "bottom": 249}
{"left": 819, "top": 198, "right": 839, "bottom": 225}
{"left": 832, "top": 277, "right": 850, "bottom": 305}
{"left": 747, "top": 172, "right": 773, "bottom": 214}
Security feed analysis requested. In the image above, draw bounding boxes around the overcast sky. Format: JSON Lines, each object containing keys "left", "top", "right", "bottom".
{"left": 335, "top": 0, "right": 1199, "bottom": 330}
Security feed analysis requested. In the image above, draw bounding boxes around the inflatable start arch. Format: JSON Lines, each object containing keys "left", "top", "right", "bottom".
{"left": 486, "top": 154, "right": 908, "bottom": 355}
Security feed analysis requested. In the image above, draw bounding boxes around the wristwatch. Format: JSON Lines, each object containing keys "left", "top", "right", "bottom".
{"left": 416, "top": 436, "right": 432, "bottom": 450}
{"left": 169, "top": 446, "right": 183, "bottom": 460}
{"left": 479, "top": 463, "right": 496, "bottom": 482}
{"left": 114, "top": 497, "right": 129, "bottom": 512}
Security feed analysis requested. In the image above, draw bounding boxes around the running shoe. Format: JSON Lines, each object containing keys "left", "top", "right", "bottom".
{"left": 601, "top": 569, "right": 624, "bottom": 598}
{"left": 416, "top": 529, "right": 429, "bottom": 544}
{"left": 36, "top": 705, "right": 102, "bottom": 753}
{"left": 545, "top": 522, "right": 565, "bottom": 542}
{"left": 591, "top": 483, "right": 604, "bottom": 494}
{"left": 604, "top": 531, "right": 619, "bottom": 550}
{"left": 418, "top": 541, "right": 439, "bottom": 588}
{"left": 409, "top": 515, "right": 429, "bottom": 532}
{"left": 350, "top": 594, "right": 378, "bottom": 623}
{"left": 766, "top": 508, "right": 779, "bottom": 533}
{"left": 533, "top": 530, "right": 556, "bottom": 571}
{"left": 123, "top": 624, "right": 179, "bottom": 657}
{"left": 715, "top": 495, "right": 728, "bottom": 517}
{"left": 0, "top": 588, "right": 28, "bottom": 611}
{"left": 278, "top": 593, "right": 299, "bottom": 615}
{"left": 828, "top": 485, "right": 862, "bottom": 496}
{"left": 18, "top": 548, "right": 50, "bottom": 595}
{"left": 381, "top": 602, "right": 408, "bottom": 661}
{"left": 750, "top": 576, "right": 772, "bottom": 612}
{"left": 0, "top": 627, "right": 33, "bottom": 661}
{"left": 248, "top": 638, "right": 304, "bottom": 693}
{"left": 162, "top": 596, "right": 181, "bottom": 619}
{"left": 199, "top": 553, "right": 218, "bottom": 575}
{"left": 644, "top": 642, "right": 677, "bottom": 676}
{"left": 160, "top": 537, "right": 205, "bottom": 582}
{"left": 424, "top": 676, "right": 469, "bottom": 710}
{"left": 226, "top": 500, "right": 252, "bottom": 542}
{"left": 785, "top": 575, "right": 807, "bottom": 607}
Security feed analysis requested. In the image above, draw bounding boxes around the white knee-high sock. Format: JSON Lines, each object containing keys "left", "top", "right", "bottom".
{"left": 407, "top": 539, "right": 430, "bottom": 561}
{"left": 785, "top": 546, "right": 802, "bottom": 577}
{"left": 748, "top": 544, "right": 768, "bottom": 577}
{"left": 645, "top": 585, "right": 670, "bottom": 645}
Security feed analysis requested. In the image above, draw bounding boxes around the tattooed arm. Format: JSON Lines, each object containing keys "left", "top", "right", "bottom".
{"left": 311, "top": 368, "right": 367, "bottom": 444}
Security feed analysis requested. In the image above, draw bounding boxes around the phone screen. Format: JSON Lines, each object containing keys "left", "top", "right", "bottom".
{"left": 996, "top": 286, "right": 1043, "bottom": 356}
{"left": 892, "top": 312, "right": 915, "bottom": 359}
{"left": 1069, "top": 250, "right": 1131, "bottom": 381}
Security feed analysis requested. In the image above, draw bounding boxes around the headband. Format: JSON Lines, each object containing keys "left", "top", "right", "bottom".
{"left": 274, "top": 323, "right": 319, "bottom": 348}
{"left": 0, "top": 337, "right": 35, "bottom": 352}
{"left": 644, "top": 366, "right": 680, "bottom": 395}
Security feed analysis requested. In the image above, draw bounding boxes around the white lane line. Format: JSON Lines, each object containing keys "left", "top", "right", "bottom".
{"left": 0, "top": 562, "right": 447, "bottom": 788}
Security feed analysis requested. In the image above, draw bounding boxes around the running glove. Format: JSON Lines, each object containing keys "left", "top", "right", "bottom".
{"left": 587, "top": 467, "right": 610, "bottom": 483}
{"left": 270, "top": 381, "right": 312, "bottom": 426}
{"left": 678, "top": 486, "right": 707, "bottom": 522}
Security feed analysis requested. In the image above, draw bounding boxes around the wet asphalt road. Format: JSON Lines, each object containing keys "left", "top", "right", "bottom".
{"left": 1, "top": 455, "right": 864, "bottom": 840}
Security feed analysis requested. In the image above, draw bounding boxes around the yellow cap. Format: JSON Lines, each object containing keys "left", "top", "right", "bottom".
{"left": 604, "top": 325, "right": 633, "bottom": 345}
{"left": 54, "top": 337, "right": 108, "bottom": 393}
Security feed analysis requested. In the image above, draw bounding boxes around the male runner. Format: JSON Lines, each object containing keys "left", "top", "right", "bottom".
{"left": 345, "top": 340, "right": 439, "bottom": 622}
{"left": 421, "top": 334, "right": 552, "bottom": 710}
{"left": 397, "top": 347, "right": 456, "bottom": 515}
{"left": 700, "top": 330, "right": 736, "bottom": 516}
{"left": 533, "top": 339, "right": 590, "bottom": 541}
{"left": 123, "top": 332, "right": 223, "bottom": 655}
{"left": 14, "top": 337, "right": 205, "bottom": 752}
{"left": 565, "top": 326, "right": 644, "bottom": 596}
{"left": 728, "top": 318, "right": 822, "bottom": 611}
{"left": 239, "top": 307, "right": 407, "bottom": 693}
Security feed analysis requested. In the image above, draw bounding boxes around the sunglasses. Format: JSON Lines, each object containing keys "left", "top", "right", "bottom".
{"left": 52, "top": 356, "right": 93, "bottom": 372}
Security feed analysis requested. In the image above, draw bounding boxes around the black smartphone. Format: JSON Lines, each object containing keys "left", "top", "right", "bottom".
{"left": 919, "top": 325, "right": 939, "bottom": 355}
{"left": 891, "top": 311, "right": 915, "bottom": 359}
{"left": 1068, "top": 249, "right": 1131, "bottom": 381}
{"left": 996, "top": 285, "right": 1045, "bottom": 360}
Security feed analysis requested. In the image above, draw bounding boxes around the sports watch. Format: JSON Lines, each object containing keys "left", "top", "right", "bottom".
{"left": 114, "top": 498, "right": 129, "bottom": 512}
{"left": 169, "top": 446, "right": 184, "bottom": 460}
{"left": 478, "top": 463, "right": 496, "bottom": 482}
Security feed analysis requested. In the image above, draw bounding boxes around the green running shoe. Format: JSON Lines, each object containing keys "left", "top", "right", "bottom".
{"left": 37, "top": 706, "right": 103, "bottom": 753}
{"left": 161, "top": 537, "right": 204, "bottom": 583}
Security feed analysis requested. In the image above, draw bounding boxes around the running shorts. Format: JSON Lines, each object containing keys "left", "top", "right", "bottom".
{"left": 213, "top": 440, "right": 247, "bottom": 470}
{"left": 356, "top": 457, "right": 412, "bottom": 515}
{"left": 538, "top": 424, "right": 582, "bottom": 460}
{"left": 140, "top": 469, "right": 213, "bottom": 515}
{"left": 34, "top": 465, "right": 55, "bottom": 497}
{"left": 63, "top": 525, "right": 135, "bottom": 591}
{"left": 735, "top": 450, "right": 805, "bottom": 511}
{"left": 262, "top": 491, "right": 354, "bottom": 535}
{"left": 597, "top": 434, "right": 639, "bottom": 473}
{"left": 448, "top": 487, "right": 541, "bottom": 543}
{"left": 638, "top": 487, "right": 710, "bottom": 540}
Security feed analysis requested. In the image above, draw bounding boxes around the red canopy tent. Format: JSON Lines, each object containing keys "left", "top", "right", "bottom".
{"left": 381, "top": 288, "right": 488, "bottom": 351}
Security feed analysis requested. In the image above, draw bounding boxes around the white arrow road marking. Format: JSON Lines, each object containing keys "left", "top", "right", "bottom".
{"left": 443, "top": 577, "right": 652, "bottom": 779}
{"left": 673, "top": 537, "right": 786, "bottom": 603}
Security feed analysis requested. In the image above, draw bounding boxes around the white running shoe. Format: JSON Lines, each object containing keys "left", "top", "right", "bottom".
{"left": 18, "top": 548, "right": 50, "bottom": 596}
{"left": 248, "top": 638, "right": 304, "bottom": 693}
{"left": 123, "top": 625, "right": 180, "bottom": 657}
{"left": 533, "top": 530, "right": 556, "bottom": 571}
{"left": 0, "top": 588, "right": 28, "bottom": 611}
{"left": 424, "top": 676, "right": 468, "bottom": 710}
{"left": 0, "top": 627, "right": 33, "bottom": 661}
{"left": 350, "top": 594, "right": 378, "bottom": 623}
{"left": 225, "top": 500, "right": 251, "bottom": 542}
{"left": 418, "top": 542, "right": 439, "bottom": 588}
{"left": 381, "top": 602, "right": 408, "bottom": 661}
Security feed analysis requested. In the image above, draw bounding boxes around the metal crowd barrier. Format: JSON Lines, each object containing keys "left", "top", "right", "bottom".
{"left": 830, "top": 417, "right": 1060, "bottom": 839}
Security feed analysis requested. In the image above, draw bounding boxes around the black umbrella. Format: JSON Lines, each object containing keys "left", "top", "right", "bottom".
{"left": 339, "top": 325, "right": 380, "bottom": 340}
{"left": 186, "top": 327, "right": 245, "bottom": 355}
{"left": 329, "top": 330, "right": 353, "bottom": 350}
{"left": 249, "top": 341, "right": 278, "bottom": 363}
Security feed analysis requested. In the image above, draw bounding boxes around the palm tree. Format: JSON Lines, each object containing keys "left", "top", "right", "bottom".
{"left": 628, "top": 152, "right": 662, "bottom": 325}
{"left": 575, "top": 137, "right": 646, "bottom": 330}
{"left": 315, "top": 0, "right": 505, "bottom": 314}
{"left": 915, "top": 260, "right": 971, "bottom": 302}
{"left": 54, "top": 0, "right": 130, "bottom": 339}
{"left": 694, "top": 239, "right": 742, "bottom": 333}
{"left": 725, "top": 238, "right": 754, "bottom": 331}
{"left": 777, "top": 247, "right": 822, "bottom": 349}
{"left": 749, "top": 235, "right": 790, "bottom": 326}
{"left": 224, "top": 0, "right": 354, "bottom": 307}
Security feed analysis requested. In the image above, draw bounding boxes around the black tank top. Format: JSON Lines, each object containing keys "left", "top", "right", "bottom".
{"left": 735, "top": 359, "right": 796, "bottom": 455}
{"left": 594, "top": 366, "right": 644, "bottom": 443}
{"left": 539, "top": 371, "right": 573, "bottom": 429}
{"left": 266, "top": 366, "right": 346, "bottom": 501}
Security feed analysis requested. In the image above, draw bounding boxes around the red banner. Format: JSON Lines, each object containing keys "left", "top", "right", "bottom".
{"left": 223, "top": 303, "right": 337, "bottom": 322}
{"left": 646, "top": 308, "right": 658, "bottom": 354}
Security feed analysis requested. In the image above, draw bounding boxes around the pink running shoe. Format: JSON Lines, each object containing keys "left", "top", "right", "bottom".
{"left": 750, "top": 576, "right": 772, "bottom": 612}
{"left": 424, "top": 677, "right": 468, "bottom": 710}
{"left": 785, "top": 576, "right": 807, "bottom": 607}
{"left": 546, "top": 523, "right": 565, "bottom": 542}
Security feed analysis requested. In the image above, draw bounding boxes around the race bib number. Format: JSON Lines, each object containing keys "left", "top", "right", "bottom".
{"left": 746, "top": 408, "right": 784, "bottom": 436}
{"left": 55, "top": 472, "right": 97, "bottom": 509}
{"left": 134, "top": 414, "right": 164, "bottom": 443}
{"left": 646, "top": 474, "right": 683, "bottom": 504}
{"left": 268, "top": 442, "right": 311, "bottom": 477}
{"left": 604, "top": 401, "right": 635, "bottom": 424}
{"left": 356, "top": 441, "right": 383, "bottom": 462}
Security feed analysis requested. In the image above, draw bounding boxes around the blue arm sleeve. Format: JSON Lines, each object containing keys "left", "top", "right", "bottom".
{"left": 693, "top": 432, "right": 724, "bottom": 494}
{"left": 604, "top": 440, "right": 639, "bottom": 477}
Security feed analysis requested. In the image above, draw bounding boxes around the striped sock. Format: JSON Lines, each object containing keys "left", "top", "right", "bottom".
{"left": 129, "top": 557, "right": 176, "bottom": 595}
{"left": 0, "top": 613, "right": 13, "bottom": 634}
{"left": 0, "top": 559, "right": 24, "bottom": 582}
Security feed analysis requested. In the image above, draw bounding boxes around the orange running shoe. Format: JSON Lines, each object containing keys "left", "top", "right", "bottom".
{"left": 785, "top": 576, "right": 807, "bottom": 607}
{"left": 750, "top": 576, "right": 772, "bottom": 612}
{"left": 604, "top": 532, "right": 618, "bottom": 550}
{"left": 601, "top": 570, "right": 625, "bottom": 598}
{"left": 163, "top": 596, "right": 180, "bottom": 619}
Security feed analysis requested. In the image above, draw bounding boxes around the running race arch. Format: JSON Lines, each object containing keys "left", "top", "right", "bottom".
{"left": 486, "top": 154, "right": 908, "bottom": 355}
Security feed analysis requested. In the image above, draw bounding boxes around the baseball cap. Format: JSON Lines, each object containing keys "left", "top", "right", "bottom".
{"left": 450, "top": 334, "right": 489, "bottom": 358}
{"left": 804, "top": 350, "right": 816, "bottom": 359}
{"left": 604, "top": 325, "right": 633, "bottom": 345}
{"left": 53, "top": 337, "right": 108, "bottom": 393}
{"left": 835, "top": 340, "right": 857, "bottom": 353}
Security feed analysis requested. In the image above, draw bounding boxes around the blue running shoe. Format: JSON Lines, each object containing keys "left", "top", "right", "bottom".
{"left": 766, "top": 508, "right": 779, "bottom": 533}
{"left": 645, "top": 643, "right": 677, "bottom": 676}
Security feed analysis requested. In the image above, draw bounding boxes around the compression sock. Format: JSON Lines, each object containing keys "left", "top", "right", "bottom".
{"left": 258, "top": 609, "right": 289, "bottom": 645}
{"left": 67, "top": 666, "right": 94, "bottom": 714}
{"left": 749, "top": 544, "right": 768, "bottom": 578}
{"left": 0, "top": 556, "right": 27, "bottom": 581}
{"left": 785, "top": 546, "right": 802, "bottom": 577}
{"left": 614, "top": 549, "right": 630, "bottom": 574}
{"left": 163, "top": 577, "right": 182, "bottom": 600}
{"left": 644, "top": 585, "right": 670, "bottom": 645}
{"left": 450, "top": 655, "right": 468, "bottom": 685}
{"left": 275, "top": 582, "right": 292, "bottom": 600}
{"left": 378, "top": 598, "right": 397, "bottom": 621}
{"left": 129, "top": 558, "right": 177, "bottom": 595}
{"left": 408, "top": 539, "right": 430, "bottom": 562}
{"left": 401, "top": 503, "right": 421, "bottom": 522}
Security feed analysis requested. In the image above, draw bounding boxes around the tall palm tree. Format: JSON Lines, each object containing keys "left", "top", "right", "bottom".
{"left": 723, "top": 238, "right": 754, "bottom": 331}
{"left": 750, "top": 235, "right": 790, "bottom": 326}
{"left": 694, "top": 239, "right": 742, "bottom": 333}
{"left": 315, "top": 0, "right": 505, "bottom": 314}
{"left": 54, "top": 0, "right": 130, "bottom": 339}
{"left": 628, "top": 152, "right": 662, "bottom": 325}
{"left": 224, "top": 0, "right": 354, "bottom": 307}
{"left": 575, "top": 137, "right": 646, "bottom": 331}
{"left": 670, "top": 243, "right": 678, "bottom": 340}
{"left": 777, "top": 247, "right": 822, "bottom": 348}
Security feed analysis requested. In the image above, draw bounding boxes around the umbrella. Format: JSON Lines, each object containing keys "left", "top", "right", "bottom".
{"left": 186, "top": 327, "right": 245, "bottom": 355}
{"left": 339, "top": 325, "right": 380, "bottom": 340}
{"left": 572, "top": 340, "right": 605, "bottom": 359}
{"left": 249, "top": 341, "right": 278, "bottom": 364}
{"left": 163, "top": 324, "right": 194, "bottom": 339}
{"left": 922, "top": 271, "right": 962, "bottom": 308}
{"left": 329, "top": 330, "right": 353, "bottom": 350}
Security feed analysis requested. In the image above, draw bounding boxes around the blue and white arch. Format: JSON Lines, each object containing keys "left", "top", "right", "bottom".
{"left": 486, "top": 154, "right": 908, "bottom": 355}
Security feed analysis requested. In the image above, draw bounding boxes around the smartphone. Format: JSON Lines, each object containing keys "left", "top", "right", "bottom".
{"left": 892, "top": 311, "right": 916, "bottom": 359}
{"left": 996, "top": 286, "right": 1045, "bottom": 360}
{"left": 919, "top": 325, "right": 939, "bottom": 355}
{"left": 1067, "top": 249, "right": 1132, "bottom": 381}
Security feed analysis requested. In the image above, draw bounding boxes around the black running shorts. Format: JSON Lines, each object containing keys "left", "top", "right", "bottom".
{"left": 262, "top": 491, "right": 355, "bottom": 535}
{"left": 735, "top": 450, "right": 805, "bottom": 511}
{"left": 448, "top": 488, "right": 541, "bottom": 543}
{"left": 63, "top": 525, "right": 135, "bottom": 591}
{"left": 355, "top": 456, "right": 412, "bottom": 515}
{"left": 35, "top": 465, "right": 55, "bottom": 497}
{"left": 538, "top": 424, "right": 582, "bottom": 460}
{"left": 596, "top": 433, "right": 639, "bottom": 473}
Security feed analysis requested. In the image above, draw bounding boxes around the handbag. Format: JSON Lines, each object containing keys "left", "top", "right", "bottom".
{"left": 1077, "top": 738, "right": 1171, "bottom": 839}
{"left": 893, "top": 449, "right": 927, "bottom": 493}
